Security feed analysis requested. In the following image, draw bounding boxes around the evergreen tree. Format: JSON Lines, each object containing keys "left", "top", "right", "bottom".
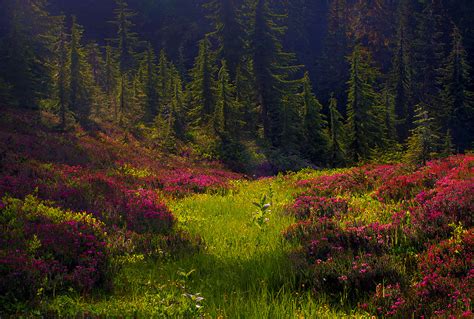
{"left": 157, "top": 49, "right": 171, "bottom": 111}
{"left": 440, "top": 25, "right": 474, "bottom": 151}
{"left": 381, "top": 86, "right": 397, "bottom": 145}
{"left": 251, "top": 0, "right": 301, "bottom": 147}
{"left": 57, "top": 23, "right": 68, "bottom": 129}
{"left": 346, "top": 45, "right": 382, "bottom": 162}
{"left": 405, "top": 103, "right": 439, "bottom": 165}
{"left": 235, "top": 60, "right": 257, "bottom": 136}
{"left": 188, "top": 37, "right": 216, "bottom": 126}
{"left": 440, "top": 129, "right": 455, "bottom": 158}
{"left": 318, "top": 0, "right": 350, "bottom": 108}
{"left": 328, "top": 94, "right": 346, "bottom": 167}
{"left": 205, "top": 0, "right": 245, "bottom": 77}
{"left": 113, "top": 0, "right": 137, "bottom": 73}
{"left": 0, "top": 0, "right": 59, "bottom": 108}
{"left": 413, "top": 0, "right": 449, "bottom": 130}
{"left": 104, "top": 44, "right": 118, "bottom": 120}
{"left": 392, "top": 0, "right": 415, "bottom": 142}
{"left": 214, "top": 60, "right": 239, "bottom": 138}
{"left": 141, "top": 43, "right": 158, "bottom": 122}
{"left": 301, "top": 72, "right": 329, "bottom": 165}
{"left": 68, "top": 16, "right": 91, "bottom": 122}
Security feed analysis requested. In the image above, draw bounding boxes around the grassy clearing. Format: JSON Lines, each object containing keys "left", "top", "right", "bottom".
{"left": 44, "top": 172, "right": 369, "bottom": 318}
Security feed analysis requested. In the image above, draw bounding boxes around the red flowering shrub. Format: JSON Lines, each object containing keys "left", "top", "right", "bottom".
{"left": 376, "top": 155, "right": 473, "bottom": 202}
{"left": 365, "top": 283, "right": 406, "bottom": 318}
{"left": 404, "top": 228, "right": 474, "bottom": 318}
{"left": 412, "top": 179, "right": 474, "bottom": 239}
{"left": 0, "top": 195, "right": 109, "bottom": 300}
{"left": 123, "top": 189, "right": 174, "bottom": 234}
{"left": 290, "top": 195, "right": 348, "bottom": 219}
{"left": 297, "top": 170, "right": 370, "bottom": 196}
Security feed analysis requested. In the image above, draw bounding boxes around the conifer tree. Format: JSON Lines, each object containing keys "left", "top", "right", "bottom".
{"left": 392, "top": 0, "right": 415, "bottom": 142}
{"left": 205, "top": 0, "right": 244, "bottom": 77}
{"left": 346, "top": 45, "right": 382, "bottom": 162}
{"left": 235, "top": 60, "right": 257, "bottom": 136}
{"left": 189, "top": 37, "right": 216, "bottom": 126}
{"left": 0, "top": 0, "right": 58, "bottom": 108}
{"left": 301, "top": 72, "right": 329, "bottom": 165}
{"left": 405, "top": 103, "right": 439, "bottom": 165}
{"left": 328, "top": 94, "right": 346, "bottom": 167}
{"left": 141, "top": 43, "right": 158, "bottom": 122}
{"left": 104, "top": 44, "right": 118, "bottom": 120}
{"left": 57, "top": 24, "right": 68, "bottom": 129}
{"left": 440, "top": 26, "right": 473, "bottom": 151}
{"left": 157, "top": 50, "right": 171, "bottom": 110}
{"left": 113, "top": 0, "right": 137, "bottom": 73}
{"left": 251, "top": 0, "right": 301, "bottom": 147}
{"left": 440, "top": 129, "right": 455, "bottom": 158}
{"left": 214, "top": 60, "right": 239, "bottom": 138}
{"left": 69, "top": 16, "right": 91, "bottom": 122}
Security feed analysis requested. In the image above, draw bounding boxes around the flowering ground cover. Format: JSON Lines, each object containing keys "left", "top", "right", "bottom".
{"left": 1, "top": 108, "right": 472, "bottom": 317}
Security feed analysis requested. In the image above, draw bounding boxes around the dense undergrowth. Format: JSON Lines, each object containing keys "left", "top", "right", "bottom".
{"left": 0, "top": 108, "right": 473, "bottom": 318}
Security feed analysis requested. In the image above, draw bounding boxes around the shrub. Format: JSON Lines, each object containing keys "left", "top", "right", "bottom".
{"left": 0, "top": 195, "right": 109, "bottom": 301}
{"left": 290, "top": 195, "right": 349, "bottom": 220}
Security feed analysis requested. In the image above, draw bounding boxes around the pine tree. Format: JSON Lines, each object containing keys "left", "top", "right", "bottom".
{"left": 405, "top": 103, "right": 439, "bottom": 165}
{"left": 57, "top": 23, "right": 68, "bottom": 129}
{"left": 188, "top": 37, "right": 216, "bottom": 126}
{"left": 318, "top": 0, "right": 351, "bottom": 108}
{"left": 413, "top": 0, "right": 449, "bottom": 131}
{"left": 104, "top": 44, "right": 118, "bottom": 120}
{"left": 0, "top": 0, "right": 59, "bottom": 108}
{"left": 235, "top": 60, "right": 257, "bottom": 136}
{"left": 382, "top": 86, "right": 397, "bottom": 145}
{"left": 142, "top": 43, "right": 158, "bottom": 122}
{"left": 157, "top": 49, "right": 171, "bottom": 111}
{"left": 346, "top": 45, "right": 382, "bottom": 162}
{"left": 113, "top": 0, "right": 137, "bottom": 73}
{"left": 440, "top": 129, "right": 455, "bottom": 158}
{"left": 440, "top": 25, "right": 474, "bottom": 151}
{"left": 251, "top": 0, "right": 301, "bottom": 147}
{"left": 214, "top": 60, "right": 239, "bottom": 138}
{"left": 69, "top": 16, "right": 91, "bottom": 122}
{"left": 328, "top": 94, "right": 346, "bottom": 167}
{"left": 205, "top": 0, "right": 244, "bottom": 77}
{"left": 392, "top": 0, "right": 415, "bottom": 142}
{"left": 301, "top": 72, "right": 329, "bottom": 165}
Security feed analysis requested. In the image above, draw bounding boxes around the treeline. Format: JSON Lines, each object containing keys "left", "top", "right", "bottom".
{"left": 0, "top": 0, "right": 472, "bottom": 171}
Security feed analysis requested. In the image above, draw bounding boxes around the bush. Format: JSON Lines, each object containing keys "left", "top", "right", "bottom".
{"left": 0, "top": 195, "right": 110, "bottom": 302}
{"left": 290, "top": 195, "right": 349, "bottom": 220}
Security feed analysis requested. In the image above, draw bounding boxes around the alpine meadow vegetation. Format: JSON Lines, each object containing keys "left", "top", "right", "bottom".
{"left": 1, "top": 0, "right": 473, "bottom": 317}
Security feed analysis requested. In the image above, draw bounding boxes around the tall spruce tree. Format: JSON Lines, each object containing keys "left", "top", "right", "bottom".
{"left": 56, "top": 22, "right": 68, "bottom": 129}
{"left": 346, "top": 45, "right": 382, "bottom": 162}
{"left": 301, "top": 72, "right": 329, "bottom": 165}
{"left": 440, "top": 25, "right": 474, "bottom": 151}
{"left": 251, "top": 0, "right": 301, "bottom": 147}
{"left": 214, "top": 60, "right": 239, "bottom": 139}
{"left": 189, "top": 37, "right": 216, "bottom": 127}
{"left": 328, "top": 94, "right": 346, "bottom": 167}
{"left": 68, "top": 16, "right": 91, "bottom": 122}
{"left": 141, "top": 43, "right": 158, "bottom": 122}
{"left": 405, "top": 103, "right": 439, "bottom": 165}
{"left": 392, "top": 0, "right": 415, "bottom": 142}
{"left": 205, "top": 0, "right": 244, "bottom": 77}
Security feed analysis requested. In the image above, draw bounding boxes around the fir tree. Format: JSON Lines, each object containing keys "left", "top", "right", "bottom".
{"left": 392, "top": 0, "right": 415, "bottom": 142}
{"left": 57, "top": 23, "right": 68, "bottom": 129}
{"left": 113, "top": 0, "right": 137, "bottom": 73}
{"left": 301, "top": 72, "right": 329, "bottom": 165}
{"left": 346, "top": 45, "right": 382, "bottom": 162}
{"left": 142, "top": 43, "right": 158, "bottom": 122}
{"left": 214, "top": 60, "right": 239, "bottom": 138}
{"left": 69, "top": 16, "right": 91, "bottom": 122}
{"left": 440, "top": 25, "right": 474, "bottom": 151}
{"left": 188, "top": 37, "right": 216, "bottom": 126}
{"left": 104, "top": 44, "right": 118, "bottom": 120}
{"left": 405, "top": 103, "right": 439, "bottom": 165}
{"left": 205, "top": 0, "right": 244, "bottom": 77}
{"left": 328, "top": 94, "right": 346, "bottom": 167}
{"left": 251, "top": 0, "right": 301, "bottom": 147}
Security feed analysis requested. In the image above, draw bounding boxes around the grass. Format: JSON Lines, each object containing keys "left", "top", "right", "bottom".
{"left": 44, "top": 173, "right": 370, "bottom": 318}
